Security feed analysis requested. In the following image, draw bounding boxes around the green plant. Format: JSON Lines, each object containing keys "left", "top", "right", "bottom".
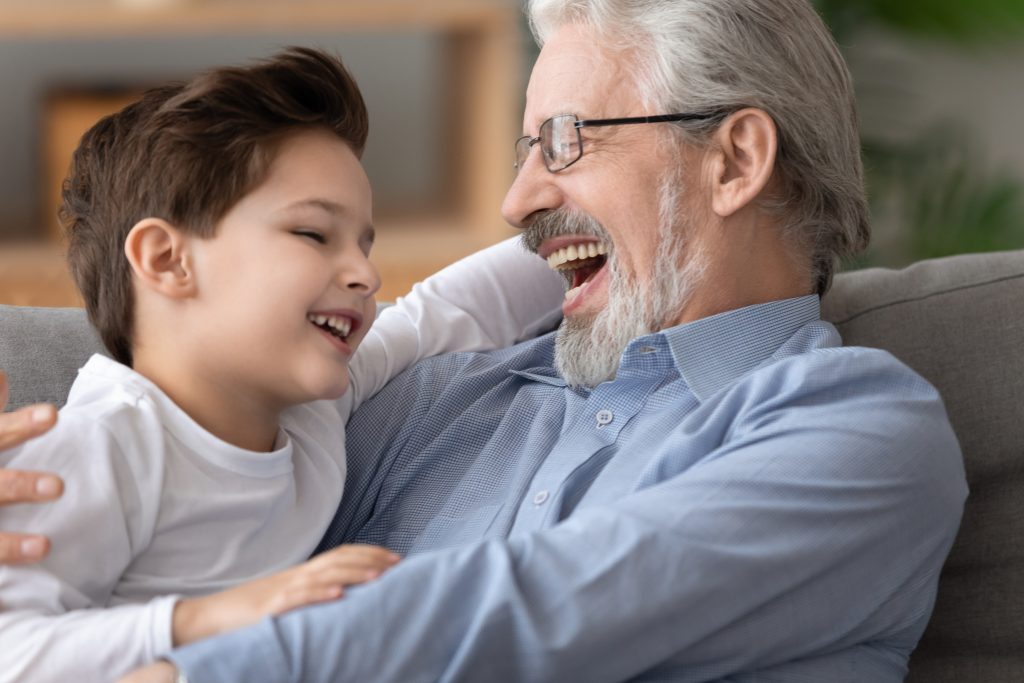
{"left": 815, "top": 0, "right": 1024, "bottom": 266}
{"left": 817, "top": 0, "right": 1024, "bottom": 44}
{"left": 867, "top": 128, "right": 1024, "bottom": 261}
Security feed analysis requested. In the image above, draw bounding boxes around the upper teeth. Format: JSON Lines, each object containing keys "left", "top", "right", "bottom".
{"left": 308, "top": 314, "right": 352, "bottom": 338}
{"left": 546, "top": 242, "right": 609, "bottom": 269}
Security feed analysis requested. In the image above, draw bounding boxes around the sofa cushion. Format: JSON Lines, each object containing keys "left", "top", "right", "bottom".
{"left": 821, "top": 250, "right": 1024, "bottom": 682}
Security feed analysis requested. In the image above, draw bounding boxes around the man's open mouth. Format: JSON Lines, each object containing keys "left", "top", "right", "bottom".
{"left": 546, "top": 241, "right": 610, "bottom": 302}
{"left": 307, "top": 314, "right": 354, "bottom": 342}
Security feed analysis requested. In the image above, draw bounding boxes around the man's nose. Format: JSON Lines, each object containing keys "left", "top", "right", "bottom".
{"left": 501, "top": 151, "right": 563, "bottom": 230}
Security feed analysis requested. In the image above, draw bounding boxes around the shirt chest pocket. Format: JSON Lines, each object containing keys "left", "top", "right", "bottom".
{"left": 409, "top": 504, "right": 504, "bottom": 554}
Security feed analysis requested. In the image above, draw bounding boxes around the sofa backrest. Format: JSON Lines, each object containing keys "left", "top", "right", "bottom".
{"left": 1, "top": 249, "right": 1023, "bottom": 679}
{"left": 821, "top": 250, "right": 1024, "bottom": 682}
{"left": 0, "top": 305, "right": 100, "bottom": 410}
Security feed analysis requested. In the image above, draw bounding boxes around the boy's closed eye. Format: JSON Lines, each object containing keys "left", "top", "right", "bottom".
{"left": 292, "top": 228, "right": 327, "bottom": 245}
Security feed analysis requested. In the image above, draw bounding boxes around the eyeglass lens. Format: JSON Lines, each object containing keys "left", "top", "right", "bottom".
{"left": 515, "top": 115, "right": 583, "bottom": 173}
{"left": 543, "top": 115, "right": 583, "bottom": 172}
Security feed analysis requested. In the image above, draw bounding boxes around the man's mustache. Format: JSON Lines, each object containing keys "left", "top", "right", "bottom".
{"left": 521, "top": 209, "right": 609, "bottom": 255}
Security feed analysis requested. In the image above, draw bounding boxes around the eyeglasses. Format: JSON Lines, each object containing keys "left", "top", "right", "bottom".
{"left": 514, "top": 112, "right": 727, "bottom": 174}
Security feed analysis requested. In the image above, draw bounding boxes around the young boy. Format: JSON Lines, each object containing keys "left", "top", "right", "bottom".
{"left": 0, "top": 48, "right": 562, "bottom": 681}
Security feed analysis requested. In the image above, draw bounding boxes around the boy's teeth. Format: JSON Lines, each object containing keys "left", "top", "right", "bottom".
{"left": 546, "top": 241, "right": 609, "bottom": 269}
{"left": 307, "top": 314, "right": 353, "bottom": 338}
{"left": 332, "top": 317, "right": 352, "bottom": 337}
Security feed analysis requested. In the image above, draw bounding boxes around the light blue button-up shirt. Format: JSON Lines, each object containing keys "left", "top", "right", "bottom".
{"left": 170, "top": 295, "right": 966, "bottom": 682}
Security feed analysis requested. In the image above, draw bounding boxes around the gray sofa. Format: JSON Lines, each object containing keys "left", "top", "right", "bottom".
{"left": 2, "top": 250, "right": 1023, "bottom": 681}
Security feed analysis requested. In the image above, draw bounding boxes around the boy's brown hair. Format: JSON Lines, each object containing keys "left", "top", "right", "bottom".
{"left": 61, "top": 47, "right": 368, "bottom": 367}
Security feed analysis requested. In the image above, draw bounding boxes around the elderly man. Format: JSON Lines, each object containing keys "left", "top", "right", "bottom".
{"left": 28, "top": 0, "right": 969, "bottom": 680}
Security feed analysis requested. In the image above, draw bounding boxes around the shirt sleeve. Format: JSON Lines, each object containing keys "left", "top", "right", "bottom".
{"left": 344, "top": 236, "right": 564, "bottom": 411}
{"left": 0, "top": 413, "right": 176, "bottom": 683}
{"left": 167, "top": 359, "right": 967, "bottom": 682}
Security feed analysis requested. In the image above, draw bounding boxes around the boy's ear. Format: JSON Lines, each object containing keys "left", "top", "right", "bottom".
{"left": 707, "top": 108, "right": 778, "bottom": 219}
{"left": 124, "top": 218, "right": 197, "bottom": 298}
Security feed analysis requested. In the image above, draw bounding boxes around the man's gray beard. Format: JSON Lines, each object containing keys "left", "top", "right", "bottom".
{"left": 537, "top": 177, "right": 706, "bottom": 389}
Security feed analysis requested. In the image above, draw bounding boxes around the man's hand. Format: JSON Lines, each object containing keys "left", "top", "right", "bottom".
{"left": 172, "top": 544, "right": 401, "bottom": 646}
{"left": 0, "top": 371, "right": 62, "bottom": 564}
{"left": 117, "top": 660, "right": 177, "bottom": 683}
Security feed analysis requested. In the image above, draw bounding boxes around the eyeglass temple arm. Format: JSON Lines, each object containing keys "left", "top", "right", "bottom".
{"left": 574, "top": 113, "right": 723, "bottom": 129}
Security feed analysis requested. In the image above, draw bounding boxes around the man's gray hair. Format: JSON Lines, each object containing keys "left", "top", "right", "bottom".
{"left": 527, "top": 0, "right": 870, "bottom": 294}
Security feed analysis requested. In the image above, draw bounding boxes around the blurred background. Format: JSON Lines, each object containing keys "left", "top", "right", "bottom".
{"left": 0, "top": 0, "right": 1021, "bottom": 306}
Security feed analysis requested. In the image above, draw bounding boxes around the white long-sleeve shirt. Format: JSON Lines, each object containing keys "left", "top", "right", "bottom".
{"left": 0, "top": 238, "right": 564, "bottom": 683}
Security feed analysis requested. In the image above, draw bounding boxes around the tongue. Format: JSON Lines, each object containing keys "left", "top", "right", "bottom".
{"left": 572, "top": 261, "right": 604, "bottom": 289}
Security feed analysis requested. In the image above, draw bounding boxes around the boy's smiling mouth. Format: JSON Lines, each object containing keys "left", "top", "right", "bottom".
{"left": 307, "top": 311, "right": 363, "bottom": 352}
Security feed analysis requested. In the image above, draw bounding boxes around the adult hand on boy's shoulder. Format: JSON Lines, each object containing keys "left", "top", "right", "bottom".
{"left": 0, "top": 371, "right": 62, "bottom": 565}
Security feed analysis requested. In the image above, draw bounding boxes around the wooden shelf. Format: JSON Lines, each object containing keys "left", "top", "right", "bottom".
{"left": 0, "top": 1, "right": 516, "bottom": 37}
{"left": 0, "top": 243, "right": 83, "bottom": 307}
{"left": 6, "top": 0, "right": 523, "bottom": 258}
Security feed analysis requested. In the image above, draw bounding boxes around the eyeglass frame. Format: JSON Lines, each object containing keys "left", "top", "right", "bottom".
{"left": 514, "top": 112, "right": 729, "bottom": 174}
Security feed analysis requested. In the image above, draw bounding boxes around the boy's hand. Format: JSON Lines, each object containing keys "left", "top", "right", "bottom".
{"left": 117, "top": 660, "right": 177, "bottom": 683}
{"left": 172, "top": 544, "right": 400, "bottom": 646}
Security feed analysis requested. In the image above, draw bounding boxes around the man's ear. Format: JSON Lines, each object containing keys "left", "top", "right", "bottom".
{"left": 708, "top": 108, "right": 778, "bottom": 219}
{"left": 124, "top": 218, "right": 196, "bottom": 298}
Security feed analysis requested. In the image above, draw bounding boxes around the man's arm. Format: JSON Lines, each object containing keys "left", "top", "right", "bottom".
{"left": 345, "top": 237, "right": 563, "bottom": 410}
{"left": 162, "top": 361, "right": 967, "bottom": 682}
{"left": 0, "top": 371, "right": 61, "bottom": 564}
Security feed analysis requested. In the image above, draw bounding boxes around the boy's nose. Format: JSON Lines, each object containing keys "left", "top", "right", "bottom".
{"left": 337, "top": 252, "right": 381, "bottom": 297}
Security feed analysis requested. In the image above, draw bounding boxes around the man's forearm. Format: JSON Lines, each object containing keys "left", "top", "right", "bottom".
{"left": 169, "top": 419, "right": 964, "bottom": 683}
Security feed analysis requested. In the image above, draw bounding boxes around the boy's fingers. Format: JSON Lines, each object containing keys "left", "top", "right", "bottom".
{"left": 316, "top": 545, "right": 401, "bottom": 565}
{"left": 0, "top": 468, "right": 64, "bottom": 505}
{"left": 311, "top": 564, "right": 388, "bottom": 588}
{"left": 272, "top": 584, "right": 344, "bottom": 615}
{"left": 0, "top": 404, "right": 58, "bottom": 450}
{"left": 0, "top": 533, "right": 51, "bottom": 564}
{"left": 313, "top": 554, "right": 398, "bottom": 574}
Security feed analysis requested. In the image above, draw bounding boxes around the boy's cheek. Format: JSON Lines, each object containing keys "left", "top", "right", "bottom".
{"left": 360, "top": 298, "right": 378, "bottom": 340}
{"left": 337, "top": 371, "right": 351, "bottom": 396}
{"left": 322, "top": 370, "right": 352, "bottom": 401}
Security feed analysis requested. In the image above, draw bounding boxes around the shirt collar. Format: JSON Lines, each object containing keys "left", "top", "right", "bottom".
{"left": 508, "top": 295, "right": 821, "bottom": 399}
{"left": 663, "top": 294, "right": 821, "bottom": 401}
{"left": 510, "top": 369, "right": 567, "bottom": 387}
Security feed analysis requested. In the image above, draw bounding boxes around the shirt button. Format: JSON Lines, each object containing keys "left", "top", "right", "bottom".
{"left": 639, "top": 346, "right": 657, "bottom": 354}
{"left": 596, "top": 409, "right": 614, "bottom": 427}
{"left": 533, "top": 490, "right": 549, "bottom": 505}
